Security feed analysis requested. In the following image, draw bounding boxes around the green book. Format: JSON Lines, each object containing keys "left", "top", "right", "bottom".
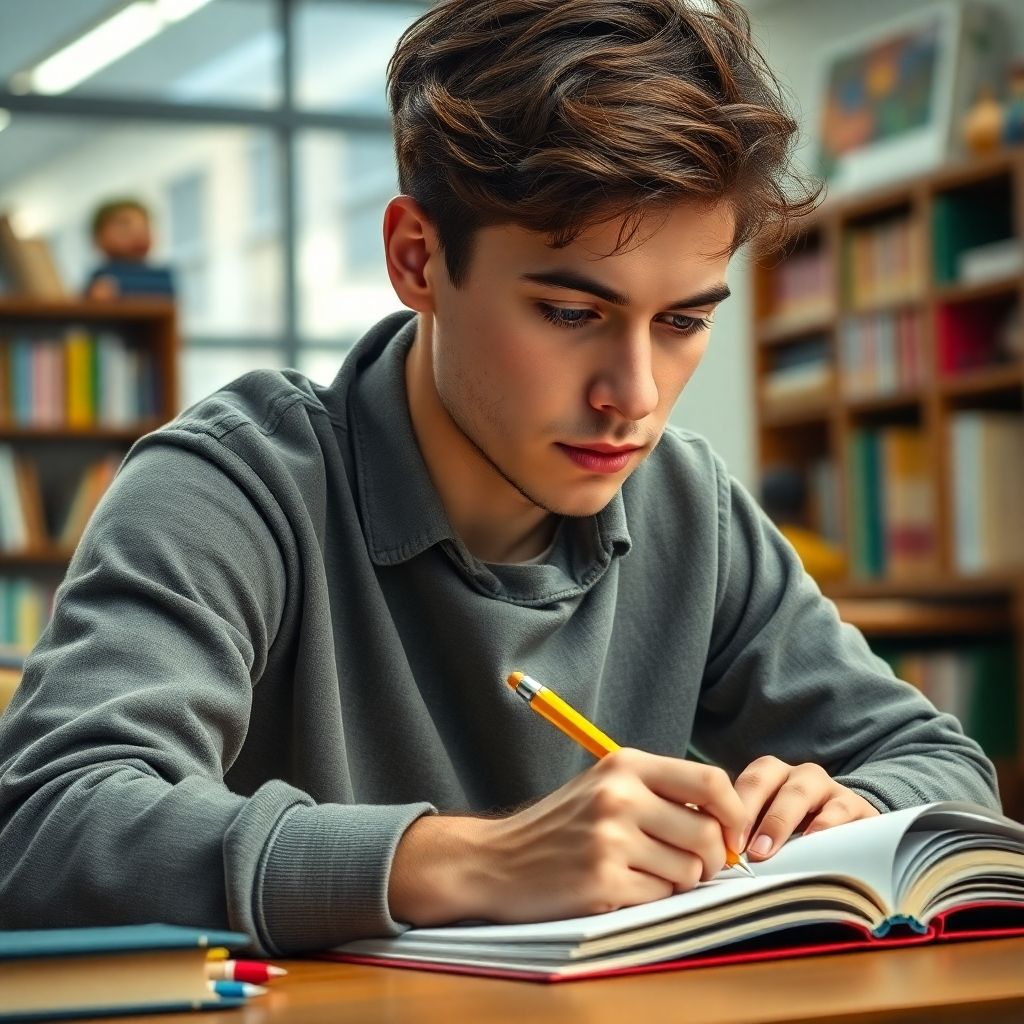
{"left": 966, "top": 643, "right": 1019, "bottom": 760}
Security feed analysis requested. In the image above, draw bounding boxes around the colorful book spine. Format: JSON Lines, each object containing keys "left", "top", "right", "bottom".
{"left": 845, "top": 216, "right": 923, "bottom": 310}
{"left": 0, "top": 328, "right": 155, "bottom": 429}
{"left": 881, "top": 641, "right": 1019, "bottom": 759}
{"left": 0, "top": 577, "right": 54, "bottom": 649}
{"left": 950, "top": 411, "right": 1024, "bottom": 573}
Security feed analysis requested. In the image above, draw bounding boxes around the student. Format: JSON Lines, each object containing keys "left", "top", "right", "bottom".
{"left": 0, "top": 0, "right": 998, "bottom": 955}
{"left": 84, "top": 198, "right": 175, "bottom": 299}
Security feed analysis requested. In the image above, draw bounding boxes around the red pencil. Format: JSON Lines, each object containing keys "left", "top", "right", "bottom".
{"left": 204, "top": 960, "right": 288, "bottom": 984}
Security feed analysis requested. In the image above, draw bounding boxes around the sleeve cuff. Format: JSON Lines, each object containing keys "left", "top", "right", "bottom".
{"left": 255, "top": 800, "right": 437, "bottom": 954}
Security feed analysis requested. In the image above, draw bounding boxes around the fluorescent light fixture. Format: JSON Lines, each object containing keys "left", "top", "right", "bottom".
{"left": 14, "top": 0, "right": 216, "bottom": 96}
{"left": 156, "top": 0, "right": 215, "bottom": 22}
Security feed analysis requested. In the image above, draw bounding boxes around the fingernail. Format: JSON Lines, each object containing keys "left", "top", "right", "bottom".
{"left": 750, "top": 834, "right": 773, "bottom": 857}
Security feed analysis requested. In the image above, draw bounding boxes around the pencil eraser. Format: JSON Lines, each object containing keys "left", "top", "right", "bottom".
{"left": 507, "top": 671, "right": 524, "bottom": 689}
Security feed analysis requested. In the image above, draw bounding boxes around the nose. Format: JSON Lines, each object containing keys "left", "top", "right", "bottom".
{"left": 588, "top": 328, "right": 660, "bottom": 423}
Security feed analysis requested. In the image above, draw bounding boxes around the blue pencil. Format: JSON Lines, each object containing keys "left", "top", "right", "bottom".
{"left": 207, "top": 979, "right": 268, "bottom": 999}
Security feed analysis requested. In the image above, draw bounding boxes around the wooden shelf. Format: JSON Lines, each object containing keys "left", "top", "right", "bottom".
{"left": 761, "top": 401, "right": 833, "bottom": 428}
{"left": 844, "top": 390, "right": 924, "bottom": 414}
{"left": 0, "top": 546, "right": 76, "bottom": 567}
{"left": 833, "top": 598, "right": 1013, "bottom": 636}
{"left": 758, "top": 309, "right": 834, "bottom": 345}
{"left": 752, "top": 154, "right": 1024, "bottom": 818}
{"left": 939, "top": 362, "right": 1024, "bottom": 398}
{"left": 0, "top": 422, "right": 161, "bottom": 442}
{"left": 845, "top": 291, "right": 925, "bottom": 316}
{"left": 933, "top": 276, "right": 1022, "bottom": 305}
{"left": 824, "top": 576, "right": 1023, "bottom": 600}
{"left": 0, "top": 297, "right": 175, "bottom": 321}
{"left": 0, "top": 299, "right": 179, "bottom": 652}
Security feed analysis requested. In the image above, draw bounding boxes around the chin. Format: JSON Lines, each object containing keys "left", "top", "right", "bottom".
{"left": 537, "top": 485, "right": 621, "bottom": 519}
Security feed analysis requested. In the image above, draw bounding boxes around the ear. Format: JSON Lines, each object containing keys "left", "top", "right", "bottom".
{"left": 383, "top": 195, "right": 441, "bottom": 314}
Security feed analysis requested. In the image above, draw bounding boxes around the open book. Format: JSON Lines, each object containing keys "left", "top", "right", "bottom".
{"left": 328, "top": 801, "right": 1024, "bottom": 982}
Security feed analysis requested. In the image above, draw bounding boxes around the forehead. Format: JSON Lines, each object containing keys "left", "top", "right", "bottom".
{"left": 107, "top": 208, "right": 147, "bottom": 224}
{"left": 477, "top": 199, "right": 736, "bottom": 275}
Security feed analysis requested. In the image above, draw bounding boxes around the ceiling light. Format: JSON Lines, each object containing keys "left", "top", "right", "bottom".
{"left": 12, "top": 0, "right": 216, "bottom": 96}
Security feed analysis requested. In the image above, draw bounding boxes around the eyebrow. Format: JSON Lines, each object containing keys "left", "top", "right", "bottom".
{"left": 520, "top": 269, "right": 732, "bottom": 310}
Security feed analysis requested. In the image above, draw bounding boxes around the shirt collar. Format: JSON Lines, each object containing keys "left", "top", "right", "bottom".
{"left": 344, "top": 311, "right": 632, "bottom": 592}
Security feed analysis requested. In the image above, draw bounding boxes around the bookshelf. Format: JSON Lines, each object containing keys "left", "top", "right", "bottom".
{"left": 0, "top": 299, "right": 179, "bottom": 656}
{"left": 751, "top": 149, "right": 1024, "bottom": 819}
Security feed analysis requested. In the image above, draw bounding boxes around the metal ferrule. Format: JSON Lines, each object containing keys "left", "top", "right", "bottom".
{"left": 514, "top": 674, "right": 544, "bottom": 702}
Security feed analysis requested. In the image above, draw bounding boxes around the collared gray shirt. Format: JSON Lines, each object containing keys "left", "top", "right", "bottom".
{"left": 0, "top": 310, "right": 998, "bottom": 954}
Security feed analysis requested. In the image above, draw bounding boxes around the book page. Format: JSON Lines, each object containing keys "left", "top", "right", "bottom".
{"left": 747, "top": 804, "right": 927, "bottom": 909}
{"left": 362, "top": 803, "right": 1013, "bottom": 948}
{"left": 384, "top": 873, "right": 815, "bottom": 944}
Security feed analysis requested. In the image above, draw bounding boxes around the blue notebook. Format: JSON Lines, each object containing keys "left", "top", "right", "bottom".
{"left": 0, "top": 924, "right": 250, "bottom": 1021}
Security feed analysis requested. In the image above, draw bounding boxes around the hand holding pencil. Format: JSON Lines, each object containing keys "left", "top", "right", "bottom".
{"left": 508, "top": 670, "right": 754, "bottom": 878}
{"left": 388, "top": 674, "right": 754, "bottom": 928}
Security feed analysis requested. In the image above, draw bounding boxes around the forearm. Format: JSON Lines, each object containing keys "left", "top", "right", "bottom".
{"left": 388, "top": 813, "right": 499, "bottom": 927}
{"left": 834, "top": 714, "right": 1000, "bottom": 812}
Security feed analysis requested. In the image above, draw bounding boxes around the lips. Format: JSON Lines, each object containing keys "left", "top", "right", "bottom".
{"left": 557, "top": 440, "right": 643, "bottom": 471}
{"left": 567, "top": 443, "right": 642, "bottom": 454}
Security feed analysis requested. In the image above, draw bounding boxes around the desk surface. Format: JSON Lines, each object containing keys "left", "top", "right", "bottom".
{"left": 108, "top": 937, "right": 1024, "bottom": 1024}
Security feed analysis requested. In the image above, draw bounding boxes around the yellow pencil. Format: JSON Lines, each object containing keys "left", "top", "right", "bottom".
{"left": 206, "top": 947, "right": 231, "bottom": 961}
{"left": 507, "top": 671, "right": 755, "bottom": 878}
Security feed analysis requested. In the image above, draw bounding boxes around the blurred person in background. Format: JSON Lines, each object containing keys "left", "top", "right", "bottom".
{"left": 85, "top": 197, "right": 175, "bottom": 299}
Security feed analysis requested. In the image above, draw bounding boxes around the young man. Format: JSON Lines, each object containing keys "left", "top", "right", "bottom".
{"left": 0, "top": 0, "right": 998, "bottom": 954}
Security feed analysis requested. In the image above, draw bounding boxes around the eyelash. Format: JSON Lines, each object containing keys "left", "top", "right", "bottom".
{"left": 536, "top": 303, "right": 714, "bottom": 337}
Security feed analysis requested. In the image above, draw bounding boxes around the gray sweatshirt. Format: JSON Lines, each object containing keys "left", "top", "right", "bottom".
{"left": 0, "top": 310, "right": 998, "bottom": 953}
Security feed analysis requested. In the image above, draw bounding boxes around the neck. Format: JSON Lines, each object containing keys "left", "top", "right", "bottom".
{"left": 404, "top": 315, "right": 558, "bottom": 563}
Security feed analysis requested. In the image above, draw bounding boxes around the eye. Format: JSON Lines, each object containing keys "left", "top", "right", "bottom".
{"left": 661, "top": 313, "right": 715, "bottom": 337}
{"left": 537, "top": 303, "right": 595, "bottom": 329}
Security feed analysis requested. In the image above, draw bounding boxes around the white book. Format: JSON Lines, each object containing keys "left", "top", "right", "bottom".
{"left": 328, "top": 802, "right": 1024, "bottom": 981}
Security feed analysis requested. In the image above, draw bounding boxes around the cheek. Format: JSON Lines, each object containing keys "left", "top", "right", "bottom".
{"left": 655, "top": 339, "right": 706, "bottom": 402}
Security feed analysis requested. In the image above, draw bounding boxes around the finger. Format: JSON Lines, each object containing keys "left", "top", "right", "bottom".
{"left": 631, "top": 829, "right": 708, "bottom": 891}
{"left": 803, "top": 793, "right": 878, "bottom": 835}
{"left": 636, "top": 799, "right": 727, "bottom": 881}
{"left": 636, "top": 754, "right": 747, "bottom": 852}
{"left": 732, "top": 756, "right": 791, "bottom": 847}
{"left": 746, "top": 765, "right": 833, "bottom": 860}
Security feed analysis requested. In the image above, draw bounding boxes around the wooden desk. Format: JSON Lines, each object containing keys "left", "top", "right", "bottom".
{"left": 113, "top": 937, "right": 1024, "bottom": 1024}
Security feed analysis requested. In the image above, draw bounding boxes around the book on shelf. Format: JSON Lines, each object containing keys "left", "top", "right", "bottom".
{"left": 932, "top": 192, "right": 1014, "bottom": 287}
{"left": 0, "top": 665, "right": 20, "bottom": 716}
{"left": 840, "top": 309, "right": 924, "bottom": 398}
{"left": 880, "top": 641, "right": 1019, "bottom": 759}
{"left": 0, "top": 579, "right": 54, "bottom": 651}
{"left": 808, "top": 458, "right": 841, "bottom": 545}
{"left": 326, "top": 801, "right": 1024, "bottom": 982}
{"left": 58, "top": 454, "right": 122, "bottom": 550}
{"left": 950, "top": 411, "right": 1024, "bottom": 573}
{"left": 763, "top": 247, "right": 832, "bottom": 331}
{"left": 1, "top": 328, "right": 159, "bottom": 429}
{"left": 879, "top": 428, "right": 935, "bottom": 578}
{"left": 0, "top": 446, "right": 124, "bottom": 558}
{"left": 0, "top": 213, "right": 65, "bottom": 300}
{"left": 958, "top": 238, "right": 1024, "bottom": 285}
{"left": 847, "top": 427, "right": 936, "bottom": 580}
{"left": 760, "top": 337, "right": 832, "bottom": 409}
{"left": 0, "top": 923, "right": 249, "bottom": 1021}
{"left": 936, "top": 301, "right": 1018, "bottom": 376}
{"left": 843, "top": 216, "right": 924, "bottom": 311}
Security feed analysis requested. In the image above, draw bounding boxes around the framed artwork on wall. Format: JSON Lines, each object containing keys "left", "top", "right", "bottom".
{"left": 814, "top": 2, "right": 1006, "bottom": 196}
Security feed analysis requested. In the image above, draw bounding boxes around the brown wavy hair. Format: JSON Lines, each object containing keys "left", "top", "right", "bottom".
{"left": 388, "top": 0, "right": 821, "bottom": 286}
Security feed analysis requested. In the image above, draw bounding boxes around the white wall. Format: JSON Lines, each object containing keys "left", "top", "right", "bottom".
{"left": 668, "top": 0, "right": 1024, "bottom": 492}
